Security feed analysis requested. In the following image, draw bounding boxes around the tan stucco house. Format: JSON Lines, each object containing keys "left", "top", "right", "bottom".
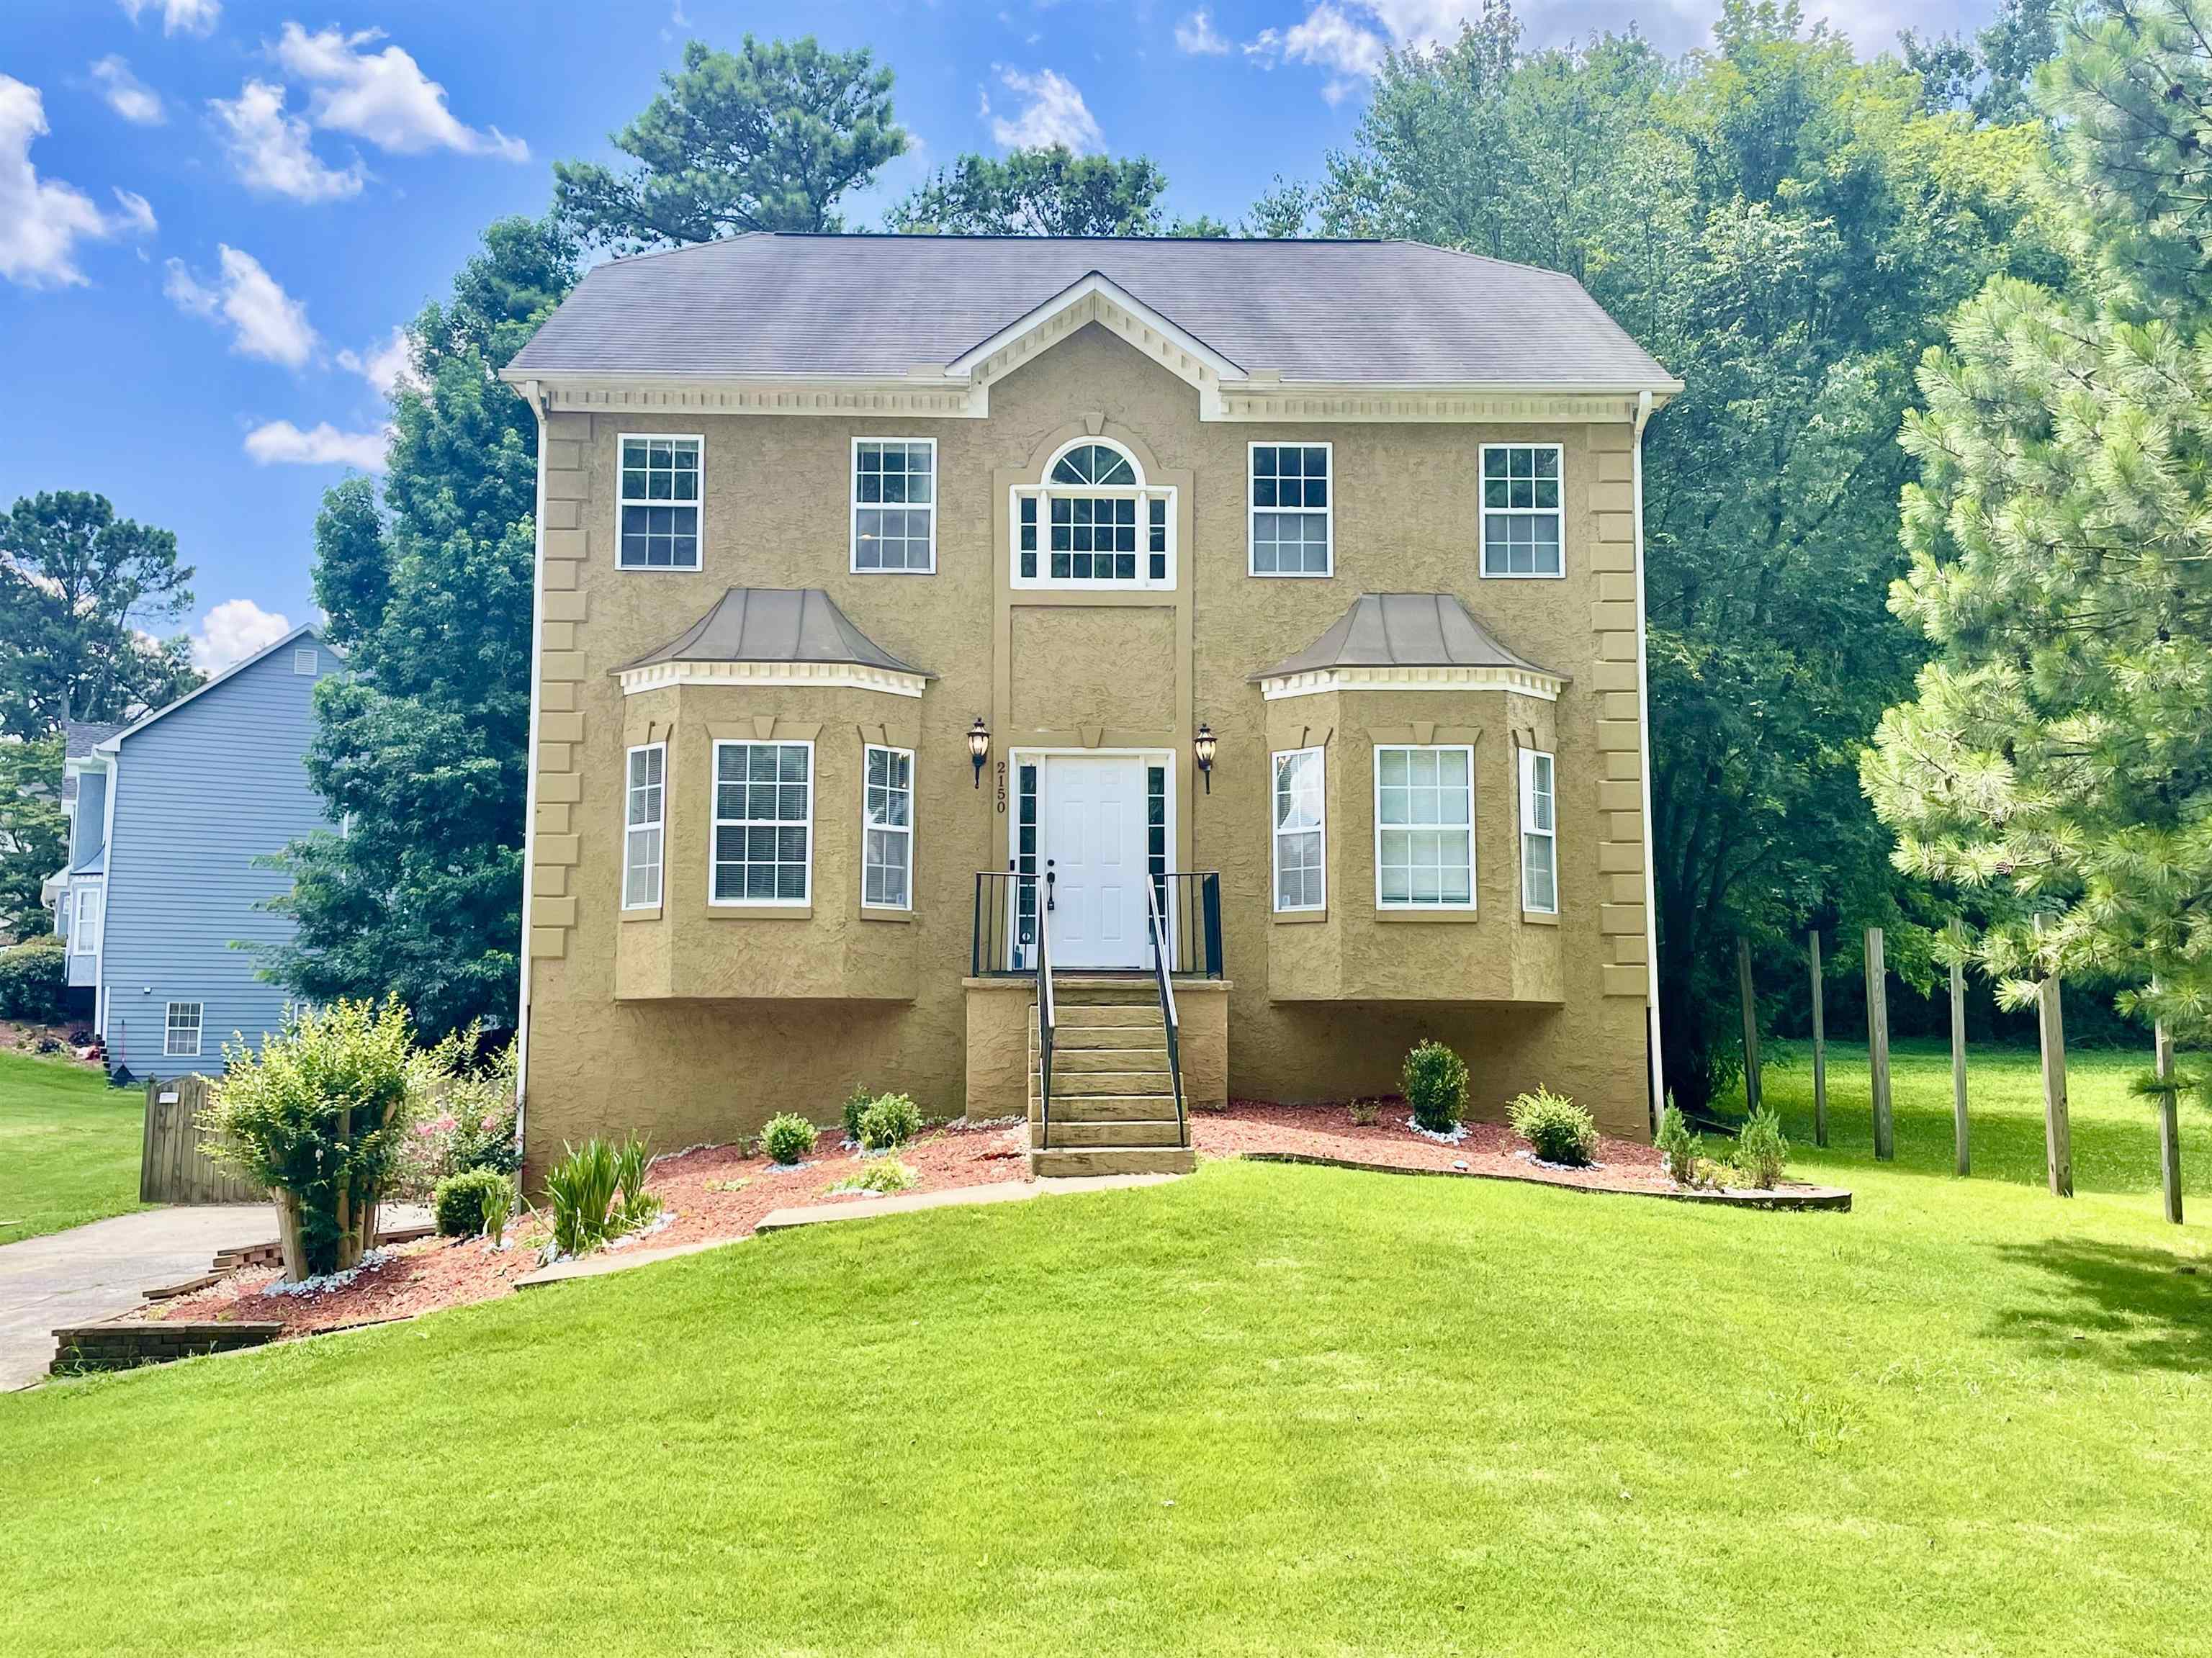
{"left": 500, "top": 235, "right": 1679, "bottom": 1177}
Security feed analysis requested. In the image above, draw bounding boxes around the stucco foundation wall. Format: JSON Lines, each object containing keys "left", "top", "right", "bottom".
{"left": 521, "top": 320, "right": 1655, "bottom": 1171}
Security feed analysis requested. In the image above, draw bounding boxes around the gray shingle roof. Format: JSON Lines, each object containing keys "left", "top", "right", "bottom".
{"left": 507, "top": 235, "right": 1677, "bottom": 389}
{"left": 1254, "top": 593, "right": 1563, "bottom": 682}
{"left": 619, "top": 588, "right": 932, "bottom": 677}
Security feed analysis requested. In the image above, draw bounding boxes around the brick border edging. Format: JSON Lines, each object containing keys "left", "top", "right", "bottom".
{"left": 1234, "top": 1151, "right": 1853, "bottom": 1212}
{"left": 49, "top": 1321, "right": 283, "bottom": 1375}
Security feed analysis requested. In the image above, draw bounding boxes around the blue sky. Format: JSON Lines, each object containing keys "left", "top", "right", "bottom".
{"left": 0, "top": 0, "right": 1986, "bottom": 672}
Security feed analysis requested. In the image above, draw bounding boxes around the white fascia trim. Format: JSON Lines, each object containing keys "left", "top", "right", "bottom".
{"left": 1259, "top": 664, "right": 1563, "bottom": 702}
{"left": 948, "top": 271, "right": 1249, "bottom": 387}
{"left": 618, "top": 660, "right": 929, "bottom": 699}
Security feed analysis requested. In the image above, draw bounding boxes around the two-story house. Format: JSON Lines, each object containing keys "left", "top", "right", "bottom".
{"left": 500, "top": 235, "right": 1678, "bottom": 1177}
{"left": 55, "top": 626, "right": 343, "bottom": 1079}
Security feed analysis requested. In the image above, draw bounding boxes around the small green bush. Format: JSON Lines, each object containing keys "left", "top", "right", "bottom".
{"left": 1402, "top": 1041, "right": 1468, "bottom": 1132}
{"left": 433, "top": 1168, "right": 512, "bottom": 1238}
{"left": 841, "top": 1084, "right": 874, "bottom": 1144}
{"left": 1510, "top": 1086, "right": 1599, "bottom": 1166}
{"left": 479, "top": 1176, "right": 513, "bottom": 1246}
{"left": 1732, "top": 1107, "right": 1789, "bottom": 1190}
{"left": 761, "top": 1113, "right": 818, "bottom": 1165}
{"left": 0, "top": 942, "right": 68, "bottom": 1024}
{"left": 858, "top": 1092, "right": 921, "bottom": 1151}
{"left": 1348, "top": 1098, "right": 1380, "bottom": 1127}
{"left": 853, "top": 1158, "right": 917, "bottom": 1194}
{"left": 546, "top": 1139, "right": 621, "bottom": 1258}
{"left": 1655, "top": 1104, "right": 1700, "bottom": 1186}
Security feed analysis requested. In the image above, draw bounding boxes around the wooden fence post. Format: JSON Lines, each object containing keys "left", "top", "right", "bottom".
{"left": 2037, "top": 976, "right": 2073, "bottom": 1198}
{"left": 1949, "top": 920, "right": 1969, "bottom": 1178}
{"left": 1808, "top": 929, "right": 1827, "bottom": 1148}
{"left": 1865, "top": 927, "right": 1894, "bottom": 1161}
{"left": 1737, "top": 937, "right": 1761, "bottom": 1114}
{"left": 2155, "top": 1019, "right": 2184, "bottom": 1226}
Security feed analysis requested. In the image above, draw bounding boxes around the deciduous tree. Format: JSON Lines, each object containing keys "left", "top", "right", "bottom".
{"left": 887, "top": 147, "right": 1174, "bottom": 235}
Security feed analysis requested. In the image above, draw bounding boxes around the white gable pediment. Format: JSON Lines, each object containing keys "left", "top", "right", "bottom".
{"left": 946, "top": 271, "right": 1247, "bottom": 415}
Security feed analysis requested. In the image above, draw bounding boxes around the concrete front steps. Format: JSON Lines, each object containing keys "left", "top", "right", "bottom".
{"left": 1029, "top": 979, "right": 1193, "bottom": 1178}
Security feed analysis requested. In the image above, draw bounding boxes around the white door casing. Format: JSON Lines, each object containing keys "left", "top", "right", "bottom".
{"left": 1040, "top": 755, "right": 1147, "bottom": 970}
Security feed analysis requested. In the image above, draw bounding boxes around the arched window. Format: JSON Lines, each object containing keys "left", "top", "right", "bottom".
{"left": 1014, "top": 438, "right": 1175, "bottom": 590}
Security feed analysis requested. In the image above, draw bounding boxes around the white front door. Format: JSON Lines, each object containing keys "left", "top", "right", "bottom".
{"left": 1041, "top": 755, "right": 1148, "bottom": 969}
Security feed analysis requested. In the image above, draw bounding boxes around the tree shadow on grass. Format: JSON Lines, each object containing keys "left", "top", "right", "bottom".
{"left": 1989, "top": 1238, "right": 2212, "bottom": 1373}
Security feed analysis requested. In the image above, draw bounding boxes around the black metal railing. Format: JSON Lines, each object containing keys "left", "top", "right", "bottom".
{"left": 1036, "top": 869, "right": 1057, "bottom": 1152}
{"left": 971, "top": 868, "right": 1040, "bottom": 977}
{"left": 1151, "top": 872, "right": 1226, "bottom": 979}
{"left": 1144, "top": 878, "right": 1188, "bottom": 1148}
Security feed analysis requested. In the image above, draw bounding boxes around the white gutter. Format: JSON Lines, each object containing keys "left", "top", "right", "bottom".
{"left": 1632, "top": 389, "right": 1665, "bottom": 1131}
{"left": 511, "top": 380, "right": 550, "bottom": 1162}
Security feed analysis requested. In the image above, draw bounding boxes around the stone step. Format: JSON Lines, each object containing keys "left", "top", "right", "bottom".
{"left": 1042, "top": 1004, "right": 1160, "bottom": 1029}
{"left": 1030, "top": 1144, "right": 1197, "bottom": 1179}
{"left": 1029, "top": 1094, "right": 1179, "bottom": 1122}
{"left": 1049, "top": 984, "right": 1161, "bottom": 1006}
{"left": 1043, "top": 1070, "right": 1175, "bottom": 1096}
{"left": 1045, "top": 1045, "right": 1170, "bottom": 1074}
{"left": 1035, "top": 1119, "right": 1187, "bottom": 1148}
{"left": 1048, "top": 1024, "right": 1167, "bottom": 1050}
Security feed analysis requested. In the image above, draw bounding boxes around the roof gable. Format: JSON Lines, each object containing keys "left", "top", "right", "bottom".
{"left": 100, "top": 626, "right": 336, "bottom": 753}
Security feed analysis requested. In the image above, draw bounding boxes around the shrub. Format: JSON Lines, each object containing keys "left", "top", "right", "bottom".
{"left": 546, "top": 1138, "right": 621, "bottom": 1258}
{"left": 1402, "top": 1041, "right": 1468, "bottom": 1133}
{"left": 851, "top": 1158, "right": 917, "bottom": 1194}
{"left": 433, "top": 1168, "right": 513, "bottom": 1238}
{"left": 1732, "top": 1107, "right": 1789, "bottom": 1190}
{"left": 1655, "top": 1104, "right": 1701, "bottom": 1186}
{"left": 199, "top": 998, "right": 426, "bottom": 1278}
{"left": 0, "top": 942, "right": 66, "bottom": 1024}
{"left": 397, "top": 1030, "right": 519, "bottom": 1196}
{"left": 761, "top": 1113, "right": 817, "bottom": 1165}
{"left": 858, "top": 1092, "right": 921, "bottom": 1151}
{"left": 841, "top": 1084, "right": 874, "bottom": 1144}
{"left": 479, "top": 1176, "right": 513, "bottom": 1247}
{"left": 1510, "top": 1086, "right": 1599, "bottom": 1166}
{"left": 613, "top": 1135, "right": 660, "bottom": 1230}
{"left": 1348, "top": 1098, "right": 1381, "bottom": 1127}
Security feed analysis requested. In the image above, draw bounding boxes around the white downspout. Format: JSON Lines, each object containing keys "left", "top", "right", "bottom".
{"left": 512, "top": 381, "right": 549, "bottom": 1161}
{"left": 1632, "top": 389, "right": 1665, "bottom": 1132}
{"left": 94, "top": 751, "right": 119, "bottom": 1057}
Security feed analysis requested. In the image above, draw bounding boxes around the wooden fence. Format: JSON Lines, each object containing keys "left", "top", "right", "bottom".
{"left": 140, "top": 1075, "right": 262, "bottom": 1205}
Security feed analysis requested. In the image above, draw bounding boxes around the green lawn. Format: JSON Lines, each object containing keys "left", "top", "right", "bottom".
{"left": 1, "top": 1112, "right": 2207, "bottom": 1654}
{"left": 0, "top": 1050, "right": 148, "bottom": 1246}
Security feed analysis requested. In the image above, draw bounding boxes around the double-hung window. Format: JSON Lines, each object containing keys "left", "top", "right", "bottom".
{"left": 711, "top": 741, "right": 812, "bottom": 906}
{"left": 623, "top": 744, "right": 665, "bottom": 909}
{"left": 853, "top": 439, "right": 935, "bottom": 572}
{"left": 1374, "top": 745, "right": 1475, "bottom": 909}
{"left": 1013, "top": 440, "right": 1174, "bottom": 590}
{"left": 1272, "top": 747, "right": 1326, "bottom": 911}
{"left": 863, "top": 744, "right": 914, "bottom": 910}
{"left": 1519, "top": 749, "right": 1557, "bottom": 914}
{"left": 73, "top": 884, "right": 102, "bottom": 938}
{"left": 165, "top": 1001, "right": 203, "bottom": 1059}
{"left": 1250, "top": 443, "right": 1331, "bottom": 576}
{"left": 618, "top": 434, "right": 702, "bottom": 569}
{"left": 1479, "top": 443, "right": 1563, "bottom": 577}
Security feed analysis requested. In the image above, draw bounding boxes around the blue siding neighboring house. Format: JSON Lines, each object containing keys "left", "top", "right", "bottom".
{"left": 75, "top": 626, "right": 342, "bottom": 1078}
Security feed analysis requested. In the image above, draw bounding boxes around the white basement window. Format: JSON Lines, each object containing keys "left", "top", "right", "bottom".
{"left": 624, "top": 743, "right": 665, "bottom": 909}
{"left": 863, "top": 744, "right": 914, "bottom": 909}
{"left": 1520, "top": 749, "right": 1557, "bottom": 914}
{"left": 853, "top": 439, "right": 936, "bottom": 572}
{"left": 1272, "top": 747, "right": 1327, "bottom": 911}
{"left": 1480, "top": 443, "right": 1563, "bottom": 578}
{"left": 711, "top": 740, "right": 812, "bottom": 905}
{"left": 618, "top": 434, "right": 702, "bottom": 569}
{"left": 1013, "top": 439, "right": 1174, "bottom": 590}
{"left": 1374, "top": 744, "right": 1475, "bottom": 909}
{"left": 165, "top": 1001, "right": 203, "bottom": 1058}
{"left": 1250, "top": 443, "right": 1331, "bottom": 576}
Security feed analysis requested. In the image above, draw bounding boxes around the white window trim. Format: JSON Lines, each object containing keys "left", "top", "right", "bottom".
{"left": 1011, "top": 437, "right": 1177, "bottom": 593}
{"left": 1271, "top": 746, "right": 1328, "bottom": 913}
{"left": 709, "top": 738, "right": 814, "bottom": 908}
{"left": 1519, "top": 747, "right": 1558, "bottom": 915}
{"left": 616, "top": 431, "right": 705, "bottom": 572}
{"left": 1372, "top": 743, "right": 1478, "bottom": 911}
{"left": 1478, "top": 442, "right": 1566, "bottom": 581}
{"left": 850, "top": 437, "right": 938, "bottom": 575}
{"left": 622, "top": 742, "right": 666, "bottom": 911}
{"left": 164, "top": 1001, "right": 203, "bottom": 1059}
{"left": 73, "top": 884, "right": 102, "bottom": 934}
{"left": 861, "top": 742, "right": 916, "bottom": 912}
{"left": 1248, "top": 441, "right": 1334, "bottom": 579}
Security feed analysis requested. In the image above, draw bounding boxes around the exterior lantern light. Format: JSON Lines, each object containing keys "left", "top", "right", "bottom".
{"left": 1193, "top": 721, "right": 1217, "bottom": 793}
{"left": 968, "top": 716, "right": 991, "bottom": 787}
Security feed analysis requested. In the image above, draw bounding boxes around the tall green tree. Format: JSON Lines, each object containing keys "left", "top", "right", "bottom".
{"left": 1314, "top": 0, "right": 2056, "bottom": 1104}
{"left": 554, "top": 36, "right": 907, "bottom": 251}
{"left": 264, "top": 217, "right": 579, "bottom": 1040}
{"left": 1904, "top": 0, "right": 2062, "bottom": 121}
{"left": 0, "top": 734, "right": 66, "bottom": 942}
{"left": 1866, "top": 0, "right": 2212, "bottom": 1035}
{"left": 0, "top": 491, "right": 198, "bottom": 737}
{"left": 887, "top": 147, "right": 1173, "bottom": 235}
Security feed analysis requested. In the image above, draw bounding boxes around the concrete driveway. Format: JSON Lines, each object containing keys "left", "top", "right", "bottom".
{"left": 0, "top": 1206, "right": 271, "bottom": 1389}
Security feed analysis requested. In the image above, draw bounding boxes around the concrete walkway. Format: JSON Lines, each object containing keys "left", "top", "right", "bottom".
{"left": 0, "top": 1206, "right": 269, "bottom": 1390}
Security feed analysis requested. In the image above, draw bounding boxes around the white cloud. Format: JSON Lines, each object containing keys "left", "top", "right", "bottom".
{"left": 0, "top": 76, "right": 152, "bottom": 289}
{"left": 166, "top": 245, "right": 318, "bottom": 367}
{"left": 274, "top": 24, "right": 527, "bottom": 161}
{"left": 242, "top": 420, "right": 389, "bottom": 471}
{"left": 90, "top": 56, "right": 165, "bottom": 125}
{"left": 211, "top": 80, "right": 366, "bottom": 202}
{"left": 1241, "top": 1, "right": 1480, "bottom": 96}
{"left": 989, "top": 68, "right": 1103, "bottom": 154}
{"left": 1282, "top": 4, "right": 1391, "bottom": 78}
{"left": 119, "top": 0, "right": 220, "bottom": 37}
{"left": 1175, "top": 10, "right": 1232, "bottom": 53}
{"left": 337, "top": 325, "right": 424, "bottom": 400}
{"left": 191, "top": 598, "right": 292, "bottom": 673}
